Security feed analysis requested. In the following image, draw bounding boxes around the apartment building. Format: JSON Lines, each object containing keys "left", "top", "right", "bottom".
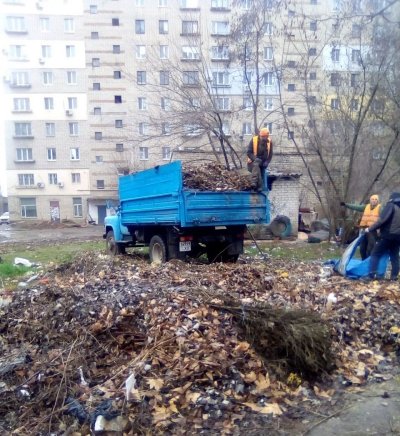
{"left": 2, "top": 0, "right": 396, "bottom": 223}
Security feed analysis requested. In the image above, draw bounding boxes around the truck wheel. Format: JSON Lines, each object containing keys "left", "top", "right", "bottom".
{"left": 106, "top": 230, "right": 125, "bottom": 255}
{"left": 149, "top": 235, "right": 167, "bottom": 264}
{"left": 207, "top": 244, "right": 239, "bottom": 263}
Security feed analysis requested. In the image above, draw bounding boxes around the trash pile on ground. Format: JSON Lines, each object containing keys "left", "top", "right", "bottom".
{"left": 0, "top": 253, "right": 399, "bottom": 434}
{"left": 182, "top": 162, "right": 253, "bottom": 191}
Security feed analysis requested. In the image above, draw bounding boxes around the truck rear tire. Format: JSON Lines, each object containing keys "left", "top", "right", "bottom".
{"left": 149, "top": 235, "right": 167, "bottom": 264}
{"left": 207, "top": 244, "right": 239, "bottom": 263}
{"left": 106, "top": 230, "right": 125, "bottom": 255}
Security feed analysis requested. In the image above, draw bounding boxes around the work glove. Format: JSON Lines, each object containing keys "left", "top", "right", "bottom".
{"left": 253, "top": 158, "right": 262, "bottom": 165}
{"left": 365, "top": 228, "right": 370, "bottom": 233}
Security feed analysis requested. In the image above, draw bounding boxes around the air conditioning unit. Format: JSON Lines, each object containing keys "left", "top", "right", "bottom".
{"left": 38, "top": 58, "right": 45, "bottom": 64}
{"left": 65, "top": 110, "right": 73, "bottom": 116}
{"left": 58, "top": 182, "right": 64, "bottom": 188}
{"left": 37, "top": 182, "right": 45, "bottom": 188}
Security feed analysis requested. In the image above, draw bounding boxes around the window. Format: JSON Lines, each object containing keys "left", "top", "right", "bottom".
{"left": 182, "top": 20, "right": 198, "bottom": 35}
{"left": 212, "top": 21, "right": 229, "bottom": 35}
{"left": 214, "top": 97, "right": 230, "bottom": 111}
{"left": 288, "top": 83, "right": 296, "bottom": 91}
{"left": 351, "top": 99, "right": 358, "bottom": 111}
{"left": 6, "top": 16, "right": 26, "bottom": 32}
{"left": 113, "top": 45, "right": 121, "bottom": 54}
{"left": 138, "top": 97, "right": 147, "bottom": 110}
{"left": 242, "top": 122, "right": 252, "bottom": 135}
{"left": 240, "top": 0, "right": 251, "bottom": 9}
{"left": 212, "top": 71, "right": 229, "bottom": 86}
{"left": 136, "top": 45, "right": 146, "bottom": 59}
{"left": 264, "top": 72, "right": 273, "bottom": 86}
{"left": 93, "top": 82, "right": 101, "bottom": 90}
{"left": 180, "top": 0, "right": 198, "bottom": 7}
{"left": 112, "top": 18, "right": 119, "bottom": 26}
{"left": 309, "top": 71, "right": 317, "bottom": 80}
{"left": 15, "top": 122, "right": 32, "bottom": 137}
{"left": 331, "top": 98, "right": 340, "bottom": 109}
{"left": 95, "top": 156, "right": 103, "bottom": 163}
{"left": 47, "top": 148, "right": 56, "bottom": 160}
{"left": 72, "top": 173, "right": 81, "bottom": 183}
{"left": 44, "top": 97, "right": 54, "bottom": 110}
{"left": 137, "top": 71, "right": 146, "bottom": 85}
{"left": 351, "top": 49, "right": 361, "bottom": 63}
{"left": 136, "top": 0, "right": 144, "bottom": 5}
{"left": 18, "top": 174, "right": 34, "bottom": 186}
{"left": 188, "top": 97, "right": 200, "bottom": 108}
{"left": 308, "top": 48, "right": 317, "bottom": 56}
{"left": 184, "top": 124, "right": 202, "bottom": 136}
{"left": 135, "top": 20, "right": 145, "bottom": 34}
{"left": 90, "top": 5, "right": 97, "bottom": 13}
{"left": 161, "top": 97, "right": 170, "bottom": 111}
{"left": 68, "top": 97, "right": 77, "bottom": 110}
{"left": 331, "top": 48, "right": 340, "bottom": 61}
{"left": 92, "top": 58, "right": 100, "bottom": 67}
{"left": 73, "top": 197, "right": 83, "bottom": 217}
{"left": 45, "top": 123, "right": 55, "bottom": 137}
{"left": 288, "top": 9, "right": 295, "bottom": 17}
{"left": 115, "top": 95, "right": 122, "bottom": 103}
{"left": 67, "top": 71, "right": 77, "bottom": 84}
{"left": 40, "top": 17, "right": 50, "bottom": 32}
{"left": 211, "top": 0, "right": 230, "bottom": 7}
{"left": 264, "top": 97, "right": 273, "bottom": 110}
{"left": 115, "top": 120, "right": 123, "bottom": 128}
{"left": 48, "top": 173, "right": 58, "bottom": 185}
{"left": 138, "top": 122, "right": 148, "bottom": 135}
{"left": 264, "top": 46, "right": 273, "bottom": 60}
{"left": 11, "top": 71, "right": 29, "bottom": 87}
{"left": 91, "top": 31, "right": 99, "bottom": 39}
{"left": 64, "top": 18, "right": 74, "bottom": 32}
{"left": 42, "top": 72, "right": 53, "bottom": 85}
{"left": 331, "top": 73, "right": 340, "bottom": 86}
{"left": 162, "top": 123, "right": 171, "bottom": 135}
{"left": 114, "top": 71, "right": 121, "bottom": 79}
{"left": 310, "top": 21, "right": 317, "bottom": 31}
{"left": 264, "top": 122, "right": 273, "bottom": 134}
{"left": 264, "top": 22, "right": 273, "bottom": 35}
{"left": 372, "top": 100, "right": 384, "bottom": 112}
{"left": 116, "top": 143, "right": 124, "bottom": 152}
{"left": 41, "top": 45, "right": 51, "bottom": 58}
{"left": 10, "top": 45, "right": 27, "bottom": 60}
{"left": 159, "top": 20, "right": 168, "bottom": 34}
{"left": 20, "top": 198, "right": 37, "bottom": 218}
{"left": 95, "top": 132, "right": 103, "bottom": 140}
{"left": 139, "top": 147, "right": 149, "bottom": 160}
{"left": 212, "top": 45, "right": 229, "bottom": 60}
{"left": 287, "top": 60, "right": 296, "bottom": 68}
{"left": 243, "top": 97, "right": 252, "bottom": 110}
{"left": 352, "top": 24, "right": 361, "bottom": 38}
{"left": 160, "top": 45, "right": 169, "bottom": 59}
{"left": 288, "top": 131, "right": 294, "bottom": 139}
{"left": 351, "top": 73, "right": 359, "bottom": 87}
{"left": 159, "top": 0, "right": 167, "bottom": 5}
{"left": 66, "top": 45, "right": 76, "bottom": 57}
{"left": 69, "top": 122, "right": 79, "bottom": 135}
{"left": 183, "top": 71, "right": 200, "bottom": 85}
{"left": 13, "top": 98, "right": 30, "bottom": 112}
{"left": 288, "top": 107, "right": 295, "bottom": 115}
{"left": 16, "top": 148, "right": 32, "bottom": 161}
{"left": 182, "top": 46, "right": 200, "bottom": 60}
{"left": 94, "top": 107, "right": 101, "bottom": 115}
{"left": 311, "top": 0, "right": 317, "bottom": 3}
{"left": 160, "top": 71, "right": 169, "bottom": 85}
{"left": 162, "top": 146, "right": 171, "bottom": 160}
{"left": 70, "top": 148, "right": 80, "bottom": 160}
{"left": 307, "top": 96, "right": 317, "bottom": 105}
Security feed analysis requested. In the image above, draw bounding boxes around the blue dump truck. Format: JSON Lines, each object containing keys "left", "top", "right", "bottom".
{"left": 104, "top": 161, "right": 269, "bottom": 263}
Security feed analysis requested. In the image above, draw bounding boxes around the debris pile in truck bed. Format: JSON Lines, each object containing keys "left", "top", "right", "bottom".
{"left": 0, "top": 252, "right": 399, "bottom": 434}
{"left": 182, "top": 162, "right": 253, "bottom": 191}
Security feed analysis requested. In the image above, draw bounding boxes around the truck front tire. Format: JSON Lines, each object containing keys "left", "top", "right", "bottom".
{"left": 149, "top": 235, "right": 167, "bottom": 264}
{"left": 106, "top": 230, "right": 125, "bottom": 255}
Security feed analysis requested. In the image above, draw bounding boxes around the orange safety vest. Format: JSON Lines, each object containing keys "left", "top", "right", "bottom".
{"left": 247, "top": 136, "right": 271, "bottom": 163}
{"left": 359, "top": 204, "right": 381, "bottom": 227}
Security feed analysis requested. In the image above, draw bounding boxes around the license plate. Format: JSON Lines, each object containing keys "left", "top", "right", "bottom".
{"left": 179, "top": 241, "right": 191, "bottom": 252}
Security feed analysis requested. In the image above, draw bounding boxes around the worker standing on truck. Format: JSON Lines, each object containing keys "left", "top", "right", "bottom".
{"left": 247, "top": 127, "right": 273, "bottom": 191}
{"left": 340, "top": 194, "right": 381, "bottom": 260}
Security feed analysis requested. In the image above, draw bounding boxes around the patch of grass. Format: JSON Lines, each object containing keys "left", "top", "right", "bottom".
{"left": 245, "top": 240, "right": 343, "bottom": 262}
{"left": 0, "top": 263, "right": 31, "bottom": 279}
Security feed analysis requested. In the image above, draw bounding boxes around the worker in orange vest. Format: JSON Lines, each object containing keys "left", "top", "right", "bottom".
{"left": 247, "top": 127, "right": 273, "bottom": 191}
{"left": 341, "top": 194, "right": 381, "bottom": 260}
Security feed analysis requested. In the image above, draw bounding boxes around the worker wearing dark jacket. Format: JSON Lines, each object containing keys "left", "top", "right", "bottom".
{"left": 341, "top": 195, "right": 381, "bottom": 260}
{"left": 247, "top": 127, "right": 273, "bottom": 191}
{"left": 366, "top": 192, "right": 400, "bottom": 281}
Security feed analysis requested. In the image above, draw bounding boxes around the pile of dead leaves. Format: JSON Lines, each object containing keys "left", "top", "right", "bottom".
{"left": 182, "top": 162, "right": 253, "bottom": 191}
{"left": 0, "top": 253, "right": 399, "bottom": 434}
